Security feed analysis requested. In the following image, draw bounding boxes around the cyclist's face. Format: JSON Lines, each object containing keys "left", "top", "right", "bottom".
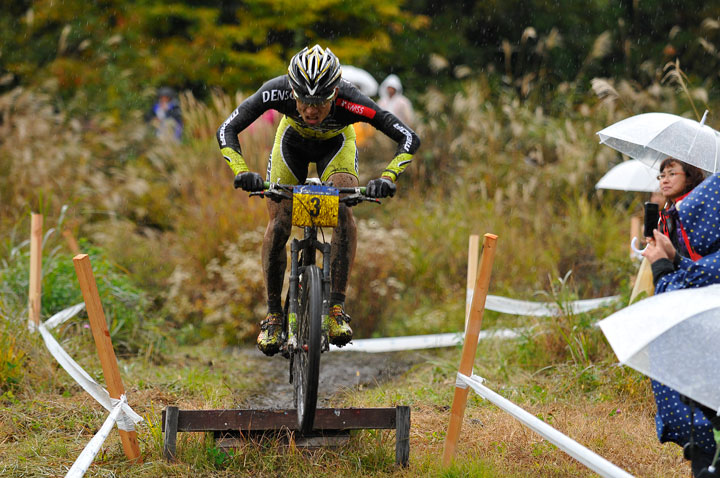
{"left": 296, "top": 89, "right": 336, "bottom": 125}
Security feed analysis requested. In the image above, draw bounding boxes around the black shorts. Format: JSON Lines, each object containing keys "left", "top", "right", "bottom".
{"left": 267, "top": 116, "right": 359, "bottom": 184}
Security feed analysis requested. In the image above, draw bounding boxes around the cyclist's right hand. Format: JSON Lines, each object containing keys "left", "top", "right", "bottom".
{"left": 234, "top": 171, "right": 265, "bottom": 191}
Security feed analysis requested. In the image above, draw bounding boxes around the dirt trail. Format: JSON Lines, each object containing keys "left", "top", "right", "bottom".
{"left": 234, "top": 347, "right": 423, "bottom": 409}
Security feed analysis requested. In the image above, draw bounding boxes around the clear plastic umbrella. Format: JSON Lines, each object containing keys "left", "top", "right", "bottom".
{"left": 597, "top": 111, "right": 720, "bottom": 173}
{"left": 341, "top": 65, "right": 378, "bottom": 96}
{"left": 598, "top": 284, "right": 720, "bottom": 411}
{"left": 595, "top": 159, "right": 660, "bottom": 192}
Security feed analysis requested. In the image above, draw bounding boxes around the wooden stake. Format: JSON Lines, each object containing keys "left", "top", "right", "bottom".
{"left": 395, "top": 406, "right": 411, "bottom": 467}
{"left": 464, "top": 234, "right": 480, "bottom": 330}
{"left": 443, "top": 233, "right": 498, "bottom": 466}
{"left": 63, "top": 229, "right": 81, "bottom": 255}
{"left": 73, "top": 254, "right": 142, "bottom": 463}
{"left": 29, "top": 213, "right": 43, "bottom": 327}
{"left": 163, "top": 406, "right": 179, "bottom": 461}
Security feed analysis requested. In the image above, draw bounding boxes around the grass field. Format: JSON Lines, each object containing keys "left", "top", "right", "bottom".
{"left": 0, "top": 336, "right": 690, "bottom": 477}
{"left": 1, "top": 73, "right": 713, "bottom": 477}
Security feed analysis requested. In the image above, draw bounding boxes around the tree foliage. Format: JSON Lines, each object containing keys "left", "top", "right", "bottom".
{"left": 0, "top": 0, "right": 418, "bottom": 114}
{"left": 373, "top": 0, "right": 720, "bottom": 99}
{"left": 1, "top": 0, "right": 719, "bottom": 115}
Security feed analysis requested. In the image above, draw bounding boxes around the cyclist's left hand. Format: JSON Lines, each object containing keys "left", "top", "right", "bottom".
{"left": 366, "top": 177, "right": 396, "bottom": 198}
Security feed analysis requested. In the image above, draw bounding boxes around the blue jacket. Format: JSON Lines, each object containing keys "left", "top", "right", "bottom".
{"left": 652, "top": 173, "right": 720, "bottom": 454}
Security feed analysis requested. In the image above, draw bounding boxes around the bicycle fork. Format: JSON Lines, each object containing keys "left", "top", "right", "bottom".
{"left": 286, "top": 239, "right": 300, "bottom": 353}
{"left": 286, "top": 236, "right": 331, "bottom": 385}
{"left": 286, "top": 236, "right": 332, "bottom": 353}
{"left": 319, "top": 241, "right": 331, "bottom": 352}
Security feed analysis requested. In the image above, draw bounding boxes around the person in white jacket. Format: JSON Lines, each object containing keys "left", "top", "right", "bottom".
{"left": 377, "top": 74, "right": 415, "bottom": 126}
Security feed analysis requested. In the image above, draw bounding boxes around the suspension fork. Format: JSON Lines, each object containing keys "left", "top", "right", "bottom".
{"left": 288, "top": 226, "right": 319, "bottom": 346}
{"left": 320, "top": 241, "right": 331, "bottom": 342}
{"left": 287, "top": 239, "right": 300, "bottom": 348}
{"left": 290, "top": 226, "right": 332, "bottom": 350}
{"left": 320, "top": 242, "right": 331, "bottom": 308}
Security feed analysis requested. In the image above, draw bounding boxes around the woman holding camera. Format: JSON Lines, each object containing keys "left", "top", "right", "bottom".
{"left": 643, "top": 166, "right": 718, "bottom": 477}
{"left": 653, "top": 158, "right": 706, "bottom": 260}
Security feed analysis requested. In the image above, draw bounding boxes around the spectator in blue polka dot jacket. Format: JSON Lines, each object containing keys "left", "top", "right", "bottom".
{"left": 642, "top": 171, "right": 720, "bottom": 477}
{"left": 644, "top": 172, "right": 720, "bottom": 291}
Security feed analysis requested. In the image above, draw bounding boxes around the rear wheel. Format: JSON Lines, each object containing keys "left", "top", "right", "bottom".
{"left": 294, "top": 265, "right": 322, "bottom": 433}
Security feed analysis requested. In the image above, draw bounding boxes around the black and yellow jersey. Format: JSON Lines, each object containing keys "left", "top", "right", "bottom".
{"left": 217, "top": 75, "right": 420, "bottom": 182}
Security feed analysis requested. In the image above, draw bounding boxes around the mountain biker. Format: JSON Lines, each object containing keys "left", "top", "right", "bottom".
{"left": 216, "top": 45, "right": 421, "bottom": 356}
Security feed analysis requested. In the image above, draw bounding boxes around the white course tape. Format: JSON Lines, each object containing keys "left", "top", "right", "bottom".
{"left": 466, "top": 291, "right": 620, "bottom": 317}
{"left": 37, "top": 322, "right": 142, "bottom": 430}
{"left": 330, "top": 328, "right": 520, "bottom": 353}
{"left": 65, "top": 396, "right": 126, "bottom": 478}
{"left": 35, "top": 305, "right": 142, "bottom": 431}
{"left": 111, "top": 396, "right": 137, "bottom": 432}
{"left": 455, "top": 372, "right": 475, "bottom": 389}
{"left": 44, "top": 303, "right": 86, "bottom": 330}
{"left": 456, "top": 373, "right": 634, "bottom": 478}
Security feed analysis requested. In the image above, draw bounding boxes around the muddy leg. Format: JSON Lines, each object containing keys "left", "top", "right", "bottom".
{"left": 262, "top": 200, "right": 292, "bottom": 312}
{"left": 327, "top": 173, "right": 358, "bottom": 298}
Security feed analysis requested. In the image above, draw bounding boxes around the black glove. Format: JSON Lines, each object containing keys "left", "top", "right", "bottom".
{"left": 234, "top": 172, "right": 264, "bottom": 192}
{"left": 366, "top": 177, "right": 396, "bottom": 198}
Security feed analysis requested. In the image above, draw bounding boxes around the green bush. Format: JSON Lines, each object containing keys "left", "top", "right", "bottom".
{"left": 0, "top": 213, "right": 163, "bottom": 356}
{"left": 0, "top": 328, "right": 26, "bottom": 397}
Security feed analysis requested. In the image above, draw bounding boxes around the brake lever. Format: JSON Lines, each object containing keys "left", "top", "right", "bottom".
{"left": 266, "top": 190, "right": 292, "bottom": 202}
{"left": 340, "top": 193, "right": 380, "bottom": 206}
{"left": 248, "top": 189, "right": 292, "bottom": 202}
{"left": 340, "top": 194, "right": 361, "bottom": 206}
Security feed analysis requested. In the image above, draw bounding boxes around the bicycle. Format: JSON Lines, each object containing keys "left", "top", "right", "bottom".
{"left": 250, "top": 180, "right": 380, "bottom": 434}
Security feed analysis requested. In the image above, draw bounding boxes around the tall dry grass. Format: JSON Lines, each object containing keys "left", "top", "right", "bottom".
{"left": 2, "top": 68, "right": 718, "bottom": 346}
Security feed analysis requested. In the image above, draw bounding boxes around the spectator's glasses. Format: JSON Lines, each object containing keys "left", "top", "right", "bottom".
{"left": 657, "top": 171, "right": 685, "bottom": 181}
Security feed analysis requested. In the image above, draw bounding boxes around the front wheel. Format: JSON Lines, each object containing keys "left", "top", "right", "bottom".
{"left": 294, "top": 265, "right": 322, "bottom": 433}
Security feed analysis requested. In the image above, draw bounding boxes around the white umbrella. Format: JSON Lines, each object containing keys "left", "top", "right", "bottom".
{"left": 341, "top": 65, "right": 378, "bottom": 96}
{"left": 597, "top": 111, "right": 720, "bottom": 173}
{"left": 595, "top": 159, "right": 660, "bottom": 192}
{"left": 598, "top": 284, "right": 720, "bottom": 411}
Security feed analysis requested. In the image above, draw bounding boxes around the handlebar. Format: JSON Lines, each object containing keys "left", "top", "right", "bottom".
{"left": 250, "top": 181, "right": 380, "bottom": 206}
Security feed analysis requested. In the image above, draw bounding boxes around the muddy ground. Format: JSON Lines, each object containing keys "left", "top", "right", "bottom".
{"left": 233, "top": 346, "right": 425, "bottom": 409}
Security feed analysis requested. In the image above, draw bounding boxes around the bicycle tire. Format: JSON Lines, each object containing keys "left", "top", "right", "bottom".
{"left": 294, "top": 264, "right": 322, "bottom": 433}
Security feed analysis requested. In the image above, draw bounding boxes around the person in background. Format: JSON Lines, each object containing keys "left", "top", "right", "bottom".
{"left": 655, "top": 158, "right": 706, "bottom": 260}
{"left": 643, "top": 171, "right": 719, "bottom": 477}
{"left": 145, "top": 86, "right": 183, "bottom": 140}
{"left": 377, "top": 74, "right": 415, "bottom": 127}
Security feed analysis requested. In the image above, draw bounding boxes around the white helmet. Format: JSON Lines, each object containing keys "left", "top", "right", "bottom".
{"left": 288, "top": 45, "right": 342, "bottom": 104}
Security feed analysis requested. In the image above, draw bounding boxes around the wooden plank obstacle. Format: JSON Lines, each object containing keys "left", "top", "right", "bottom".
{"left": 162, "top": 406, "right": 411, "bottom": 466}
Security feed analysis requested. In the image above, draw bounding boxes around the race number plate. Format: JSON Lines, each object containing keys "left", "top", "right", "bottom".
{"left": 292, "top": 185, "right": 339, "bottom": 227}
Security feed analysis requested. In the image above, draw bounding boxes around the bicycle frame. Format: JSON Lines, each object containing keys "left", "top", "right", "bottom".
{"left": 250, "top": 180, "right": 377, "bottom": 432}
